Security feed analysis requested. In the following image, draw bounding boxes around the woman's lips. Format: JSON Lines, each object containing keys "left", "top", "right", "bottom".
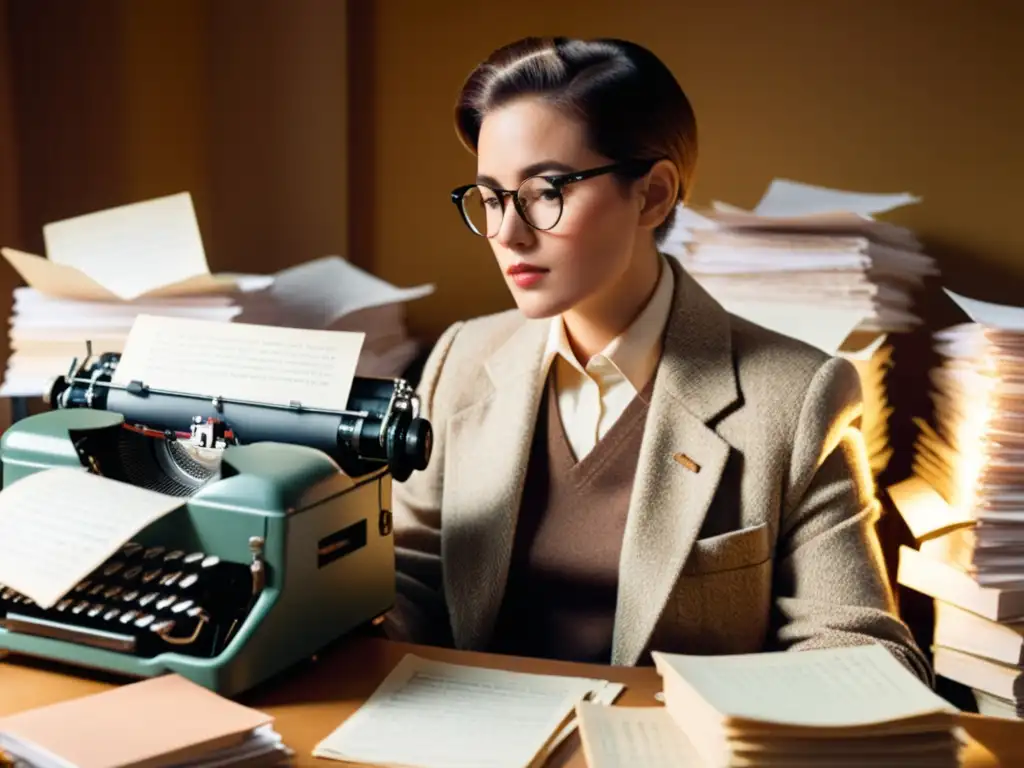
{"left": 507, "top": 262, "right": 549, "bottom": 288}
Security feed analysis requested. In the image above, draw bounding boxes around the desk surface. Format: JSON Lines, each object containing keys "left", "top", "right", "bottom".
{"left": 0, "top": 639, "right": 1018, "bottom": 767}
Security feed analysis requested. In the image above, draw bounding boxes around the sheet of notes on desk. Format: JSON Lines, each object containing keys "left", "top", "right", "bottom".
{"left": 313, "top": 653, "right": 623, "bottom": 768}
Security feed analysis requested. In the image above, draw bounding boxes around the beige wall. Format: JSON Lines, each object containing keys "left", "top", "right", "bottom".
{"left": 360, "top": 0, "right": 1024, "bottom": 342}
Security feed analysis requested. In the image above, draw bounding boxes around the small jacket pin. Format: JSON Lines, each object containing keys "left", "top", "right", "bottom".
{"left": 673, "top": 452, "right": 701, "bottom": 473}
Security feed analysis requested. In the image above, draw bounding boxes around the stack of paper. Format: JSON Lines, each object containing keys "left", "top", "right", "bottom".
{"left": 312, "top": 653, "right": 623, "bottom": 768}
{"left": 0, "top": 674, "right": 293, "bottom": 766}
{"left": 1, "top": 192, "right": 433, "bottom": 398}
{"left": 893, "top": 290, "right": 1024, "bottom": 719}
{"left": 576, "top": 644, "right": 962, "bottom": 767}
{"left": 663, "top": 179, "right": 936, "bottom": 476}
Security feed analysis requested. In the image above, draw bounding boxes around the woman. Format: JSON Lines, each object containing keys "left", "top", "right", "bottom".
{"left": 385, "top": 36, "right": 929, "bottom": 682}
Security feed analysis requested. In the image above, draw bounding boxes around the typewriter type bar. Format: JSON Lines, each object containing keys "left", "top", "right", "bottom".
{"left": 0, "top": 541, "right": 254, "bottom": 659}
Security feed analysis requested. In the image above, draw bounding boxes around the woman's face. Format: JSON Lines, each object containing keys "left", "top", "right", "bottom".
{"left": 475, "top": 97, "right": 646, "bottom": 320}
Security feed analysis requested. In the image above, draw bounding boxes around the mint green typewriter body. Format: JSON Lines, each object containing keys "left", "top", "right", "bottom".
{"left": 0, "top": 408, "right": 396, "bottom": 697}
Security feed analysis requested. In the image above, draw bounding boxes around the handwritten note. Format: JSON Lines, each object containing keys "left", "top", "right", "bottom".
{"left": 0, "top": 468, "right": 184, "bottom": 608}
{"left": 652, "top": 644, "right": 954, "bottom": 730}
{"left": 576, "top": 704, "right": 701, "bottom": 767}
{"left": 312, "top": 654, "right": 617, "bottom": 768}
{"left": 113, "top": 314, "right": 366, "bottom": 411}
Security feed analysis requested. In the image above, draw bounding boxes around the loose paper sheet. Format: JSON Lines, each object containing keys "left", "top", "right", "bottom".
{"left": 0, "top": 468, "right": 184, "bottom": 608}
{"left": 262, "top": 256, "right": 434, "bottom": 330}
{"left": 888, "top": 476, "right": 974, "bottom": 543}
{"left": 652, "top": 644, "right": 954, "bottom": 729}
{"left": 42, "top": 192, "right": 209, "bottom": 300}
{"left": 312, "top": 654, "right": 619, "bottom": 768}
{"left": 945, "top": 289, "right": 1024, "bottom": 331}
{"left": 112, "top": 314, "right": 366, "bottom": 411}
{"left": 576, "top": 704, "right": 702, "bottom": 767}
{"left": 752, "top": 179, "right": 920, "bottom": 218}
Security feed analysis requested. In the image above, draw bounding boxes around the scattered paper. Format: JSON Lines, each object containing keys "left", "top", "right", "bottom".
{"left": 0, "top": 468, "right": 184, "bottom": 608}
{"left": 2, "top": 193, "right": 243, "bottom": 302}
{"left": 312, "top": 654, "right": 617, "bottom": 768}
{"left": 112, "top": 314, "right": 366, "bottom": 412}
{"left": 42, "top": 192, "right": 209, "bottom": 299}
{"left": 888, "top": 475, "right": 974, "bottom": 543}
{"left": 945, "top": 289, "right": 1024, "bottom": 331}
{"left": 256, "top": 256, "right": 434, "bottom": 330}
{"left": 576, "top": 704, "right": 701, "bottom": 768}
{"left": 751, "top": 178, "right": 920, "bottom": 218}
{"left": 652, "top": 644, "right": 954, "bottom": 729}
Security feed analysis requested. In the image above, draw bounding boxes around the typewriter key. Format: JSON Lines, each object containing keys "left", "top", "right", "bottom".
{"left": 159, "top": 571, "right": 183, "bottom": 587}
{"left": 102, "top": 561, "right": 124, "bottom": 577}
{"left": 156, "top": 596, "right": 176, "bottom": 611}
{"left": 87, "top": 604, "right": 105, "bottom": 618}
{"left": 142, "top": 546, "right": 165, "bottom": 560}
{"left": 171, "top": 599, "right": 193, "bottom": 614}
{"left": 200, "top": 555, "right": 220, "bottom": 569}
{"left": 150, "top": 619, "right": 174, "bottom": 634}
{"left": 119, "top": 610, "right": 139, "bottom": 625}
{"left": 122, "top": 566, "right": 143, "bottom": 581}
{"left": 88, "top": 584, "right": 105, "bottom": 596}
{"left": 164, "top": 550, "right": 185, "bottom": 563}
{"left": 103, "top": 608, "right": 121, "bottom": 621}
{"left": 140, "top": 569, "right": 161, "bottom": 584}
{"left": 9, "top": 594, "right": 23, "bottom": 604}
{"left": 103, "top": 586, "right": 123, "bottom": 599}
{"left": 186, "top": 605, "right": 204, "bottom": 618}
{"left": 121, "top": 542, "right": 143, "bottom": 557}
{"left": 74, "top": 580, "right": 91, "bottom": 593}
{"left": 122, "top": 590, "right": 140, "bottom": 603}
{"left": 137, "top": 593, "right": 158, "bottom": 607}
{"left": 178, "top": 574, "right": 199, "bottom": 590}
{"left": 183, "top": 552, "right": 205, "bottom": 566}
{"left": 1, "top": 588, "right": 16, "bottom": 600}
{"left": 56, "top": 599, "right": 72, "bottom": 611}
{"left": 72, "top": 601, "right": 89, "bottom": 615}
{"left": 134, "top": 614, "right": 155, "bottom": 628}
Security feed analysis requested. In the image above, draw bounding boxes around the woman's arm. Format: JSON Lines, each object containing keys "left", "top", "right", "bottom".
{"left": 771, "top": 356, "right": 932, "bottom": 684}
{"left": 383, "top": 321, "right": 464, "bottom": 647}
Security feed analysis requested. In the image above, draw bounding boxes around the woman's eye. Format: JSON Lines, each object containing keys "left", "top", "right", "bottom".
{"left": 482, "top": 197, "right": 501, "bottom": 209}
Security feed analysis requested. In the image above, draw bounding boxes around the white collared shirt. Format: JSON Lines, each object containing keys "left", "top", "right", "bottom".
{"left": 543, "top": 257, "right": 675, "bottom": 460}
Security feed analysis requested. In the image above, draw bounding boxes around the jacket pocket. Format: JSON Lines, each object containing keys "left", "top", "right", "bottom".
{"left": 682, "top": 522, "right": 771, "bottom": 576}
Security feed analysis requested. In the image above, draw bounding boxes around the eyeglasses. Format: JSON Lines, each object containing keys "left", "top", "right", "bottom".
{"left": 450, "top": 159, "right": 657, "bottom": 238}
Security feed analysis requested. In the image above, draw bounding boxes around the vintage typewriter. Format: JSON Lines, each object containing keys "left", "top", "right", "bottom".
{"left": 0, "top": 347, "right": 432, "bottom": 695}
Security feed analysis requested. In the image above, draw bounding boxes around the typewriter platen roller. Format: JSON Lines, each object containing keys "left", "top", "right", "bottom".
{"left": 0, "top": 348, "right": 434, "bottom": 696}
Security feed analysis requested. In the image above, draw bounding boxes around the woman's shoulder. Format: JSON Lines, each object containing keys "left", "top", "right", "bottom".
{"left": 416, "top": 309, "right": 531, "bottom": 411}
{"left": 725, "top": 311, "right": 863, "bottom": 411}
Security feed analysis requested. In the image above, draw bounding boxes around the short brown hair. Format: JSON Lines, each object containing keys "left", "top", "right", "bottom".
{"left": 455, "top": 37, "right": 697, "bottom": 243}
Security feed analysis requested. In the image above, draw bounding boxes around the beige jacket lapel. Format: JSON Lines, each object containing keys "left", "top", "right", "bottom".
{"left": 442, "top": 316, "right": 549, "bottom": 650}
{"left": 612, "top": 259, "right": 740, "bottom": 665}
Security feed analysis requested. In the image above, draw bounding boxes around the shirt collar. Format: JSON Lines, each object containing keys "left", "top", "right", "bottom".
{"left": 544, "top": 254, "right": 675, "bottom": 390}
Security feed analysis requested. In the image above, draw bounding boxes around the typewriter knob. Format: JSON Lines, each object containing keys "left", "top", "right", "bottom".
{"left": 387, "top": 417, "right": 432, "bottom": 483}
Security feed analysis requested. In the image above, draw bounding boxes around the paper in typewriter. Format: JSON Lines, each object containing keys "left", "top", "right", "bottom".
{"left": 113, "top": 313, "right": 366, "bottom": 411}
{"left": 312, "top": 653, "right": 623, "bottom": 768}
{"left": 0, "top": 467, "right": 184, "bottom": 609}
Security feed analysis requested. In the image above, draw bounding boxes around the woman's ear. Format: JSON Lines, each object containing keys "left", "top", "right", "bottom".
{"left": 637, "top": 159, "right": 680, "bottom": 232}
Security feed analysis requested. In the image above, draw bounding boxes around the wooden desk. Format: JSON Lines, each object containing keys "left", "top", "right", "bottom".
{"left": 0, "top": 638, "right": 658, "bottom": 767}
{"left": 0, "top": 640, "right": 1020, "bottom": 767}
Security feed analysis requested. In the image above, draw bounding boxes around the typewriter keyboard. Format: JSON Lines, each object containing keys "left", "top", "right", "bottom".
{"left": 0, "top": 541, "right": 255, "bottom": 658}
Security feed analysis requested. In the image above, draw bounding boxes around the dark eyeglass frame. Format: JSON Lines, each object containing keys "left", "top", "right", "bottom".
{"left": 450, "top": 158, "right": 659, "bottom": 237}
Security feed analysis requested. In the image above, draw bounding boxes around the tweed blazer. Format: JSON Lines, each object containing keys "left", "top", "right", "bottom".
{"left": 385, "top": 257, "right": 930, "bottom": 682}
